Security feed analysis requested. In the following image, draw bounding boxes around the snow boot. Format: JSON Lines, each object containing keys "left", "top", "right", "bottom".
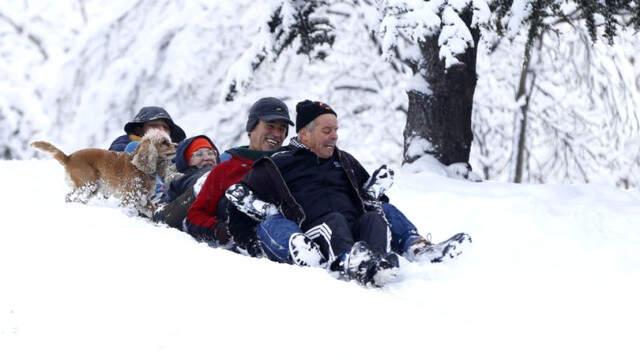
{"left": 371, "top": 252, "right": 400, "bottom": 286}
{"left": 334, "top": 241, "right": 399, "bottom": 287}
{"left": 405, "top": 233, "right": 472, "bottom": 263}
{"left": 225, "top": 183, "right": 279, "bottom": 221}
{"left": 289, "top": 233, "right": 327, "bottom": 268}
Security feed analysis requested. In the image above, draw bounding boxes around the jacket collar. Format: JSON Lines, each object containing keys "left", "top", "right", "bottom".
{"left": 288, "top": 137, "right": 307, "bottom": 150}
{"left": 288, "top": 136, "right": 340, "bottom": 160}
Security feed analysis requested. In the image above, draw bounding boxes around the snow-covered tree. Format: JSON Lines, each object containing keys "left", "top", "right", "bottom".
{"left": 0, "top": 9, "right": 52, "bottom": 159}
{"left": 376, "top": 0, "right": 640, "bottom": 168}
{"left": 4, "top": 0, "right": 640, "bottom": 190}
{"left": 223, "top": 0, "right": 335, "bottom": 101}
{"left": 226, "top": 0, "right": 640, "bottom": 175}
{"left": 472, "top": 23, "right": 640, "bottom": 187}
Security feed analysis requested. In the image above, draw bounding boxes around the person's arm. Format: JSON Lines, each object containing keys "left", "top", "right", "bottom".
{"left": 344, "top": 151, "right": 392, "bottom": 203}
{"left": 185, "top": 168, "right": 224, "bottom": 241}
{"left": 108, "top": 135, "right": 132, "bottom": 152}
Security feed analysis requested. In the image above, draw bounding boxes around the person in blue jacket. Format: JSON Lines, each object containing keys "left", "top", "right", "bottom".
{"left": 109, "top": 106, "right": 186, "bottom": 152}
{"left": 153, "top": 135, "right": 220, "bottom": 229}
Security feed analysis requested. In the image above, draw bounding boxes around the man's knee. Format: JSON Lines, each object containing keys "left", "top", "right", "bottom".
{"left": 308, "top": 212, "right": 353, "bottom": 257}
{"left": 358, "top": 211, "right": 389, "bottom": 254}
{"left": 257, "top": 214, "right": 300, "bottom": 262}
{"left": 321, "top": 212, "right": 349, "bottom": 228}
{"left": 360, "top": 211, "right": 386, "bottom": 228}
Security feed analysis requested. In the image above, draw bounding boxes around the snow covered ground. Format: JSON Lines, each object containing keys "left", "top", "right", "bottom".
{"left": 1, "top": 159, "right": 639, "bottom": 359}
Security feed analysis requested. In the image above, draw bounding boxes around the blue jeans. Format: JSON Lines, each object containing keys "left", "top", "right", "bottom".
{"left": 257, "top": 203, "right": 420, "bottom": 259}
{"left": 382, "top": 203, "right": 420, "bottom": 254}
{"left": 256, "top": 214, "right": 301, "bottom": 263}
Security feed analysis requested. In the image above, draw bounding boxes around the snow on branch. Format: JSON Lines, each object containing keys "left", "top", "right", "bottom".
{"left": 377, "top": 0, "right": 492, "bottom": 69}
{"left": 0, "top": 12, "right": 48, "bottom": 61}
{"left": 438, "top": 5, "right": 475, "bottom": 67}
{"left": 223, "top": 0, "right": 335, "bottom": 101}
{"left": 378, "top": 0, "right": 441, "bottom": 61}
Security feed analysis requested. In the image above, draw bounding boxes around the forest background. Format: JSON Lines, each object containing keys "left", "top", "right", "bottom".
{"left": 2, "top": 0, "right": 639, "bottom": 188}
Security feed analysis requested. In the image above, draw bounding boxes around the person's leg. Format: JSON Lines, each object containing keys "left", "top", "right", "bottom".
{"left": 153, "top": 187, "right": 195, "bottom": 230}
{"left": 380, "top": 204, "right": 473, "bottom": 262}
{"left": 381, "top": 203, "right": 420, "bottom": 254}
{"left": 303, "top": 212, "right": 354, "bottom": 259}
{"left": 257, "top": 214, "right": 302, "bottom": 262}
{"left": 355, "top": 211, "right": 390, "bottom": 255}
{"left": 227, "top": 205, "right": 262, "bottom": 257}
{"left": 257, "top": 214, "right": 326, "bottom": 267}
{"left": 351, "top": 210, "right": 400, "bottom": 286}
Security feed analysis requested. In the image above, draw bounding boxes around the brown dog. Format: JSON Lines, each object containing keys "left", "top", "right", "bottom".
{"left": 31, "top": 129, "right": 176, "bottom": 217}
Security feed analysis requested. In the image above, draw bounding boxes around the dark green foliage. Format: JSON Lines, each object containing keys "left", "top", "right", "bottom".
{"left": 268, "top": 1, "right": 336, "bottom": 57}
{"left": 491, "top": 0, "right": 640, "bottom": 51}
{"left": 268, "top": 2, "right": 335, "bottom": 60}
{"left": 225, "top": 0, "right": 335, "bottom": 101}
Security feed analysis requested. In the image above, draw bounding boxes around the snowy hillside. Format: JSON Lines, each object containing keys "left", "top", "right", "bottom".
{"left": 1, "top": 159, "right": 639, "bottom": 359}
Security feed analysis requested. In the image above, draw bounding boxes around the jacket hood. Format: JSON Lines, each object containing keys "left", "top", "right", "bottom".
{"left": 174, "top": 135, "right": 219, "bottom": 172}
{"left": 124, "top": 106, "right": 186, "bottom": 143}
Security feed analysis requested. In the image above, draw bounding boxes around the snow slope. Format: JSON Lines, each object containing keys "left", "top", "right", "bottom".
{"left": 1, "top": 159, "right": 639, "bottom": 359}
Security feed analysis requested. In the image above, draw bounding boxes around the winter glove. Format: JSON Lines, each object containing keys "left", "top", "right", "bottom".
{"left": 363, "top": 165, "right": 394, "bottom": 200}
{"left": 243, "top": 237, "right": 265, "bottom": 258}
{"left": 225, "top": 183, "right": 279, "bottom": 222}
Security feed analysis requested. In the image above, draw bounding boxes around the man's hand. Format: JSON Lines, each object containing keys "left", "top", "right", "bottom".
{"left": 213, "top": 221, "right": 231, "bottom": 245}
{"left": 363, "top": 165, "right": 394, "bottom": 200}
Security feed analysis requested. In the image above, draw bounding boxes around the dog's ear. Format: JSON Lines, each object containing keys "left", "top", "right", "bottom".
{"left": 131, "top": 138, "right": 158, "bottom": 174}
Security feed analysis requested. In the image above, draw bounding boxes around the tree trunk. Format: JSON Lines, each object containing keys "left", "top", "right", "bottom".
{"left": 403, "top": 10, "right": 480, "bottom": 166}
{"left": 513, "top": 45, "right": 532, "bottom": 183}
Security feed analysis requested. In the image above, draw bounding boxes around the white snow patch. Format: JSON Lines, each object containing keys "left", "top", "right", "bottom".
{"left": 406, "top": 73, "right": 432, "bottom": 94}
{"left": 1, "top": 160, "right": 639, "bottom": 359}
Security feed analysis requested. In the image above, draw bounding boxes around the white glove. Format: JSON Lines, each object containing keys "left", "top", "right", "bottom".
{"left": 364, "top": 165, "right": 394, "bottom": 200}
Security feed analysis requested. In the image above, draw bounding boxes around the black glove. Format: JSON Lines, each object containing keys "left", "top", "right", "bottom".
{"left": 214, "top": 221, "right": 231, "bottom": 245}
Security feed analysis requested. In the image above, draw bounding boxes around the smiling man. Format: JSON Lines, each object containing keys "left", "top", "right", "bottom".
{"left": 231, "top": 100, "right": 402, "bottom": 286}
{"left": 185, "top": 97, "right": 294, "bottom": 253}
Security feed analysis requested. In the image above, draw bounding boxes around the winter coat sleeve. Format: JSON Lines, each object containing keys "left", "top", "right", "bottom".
{"left": 242, "top": 157, "right": 306, "bottom": 224}
{"left": 108, "top": 135, "right": 132, "bottom": 152}
{"left": 161, "top": 178, "right": 181, "bottom": 204}
{"left": 184, "top": 168, "right": 225, "bottom": 241}
{"left": 340, "top": 150, "right": 390, "bottom": 203}
{"left": 339, "top": 151, "right": 370, "bottom": 190}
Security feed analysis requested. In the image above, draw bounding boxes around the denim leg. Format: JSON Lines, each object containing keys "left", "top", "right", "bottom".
{"left": 256, "top": 214, "right": 302, "bottom": 263}
{"left": 382, "top": 203, "right": 420, "bottom": 254}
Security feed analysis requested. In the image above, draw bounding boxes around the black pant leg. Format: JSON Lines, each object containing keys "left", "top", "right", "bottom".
{"left": 354, "top": 211, "right": 389, "bottom": 255}
{"left": 303, "top": 212, "right": 354, "bottom": 258}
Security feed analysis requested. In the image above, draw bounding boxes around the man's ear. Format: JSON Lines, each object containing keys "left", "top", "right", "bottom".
{"left": 298, "top": 129, "right": 308, "bottom": 143}
{"left": 131, "top": 138, "right": 158, "bottom": 174}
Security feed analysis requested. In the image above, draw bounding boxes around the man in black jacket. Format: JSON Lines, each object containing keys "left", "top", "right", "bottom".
{"left": 231, "top": 100, "right": 401, "bottom": 286}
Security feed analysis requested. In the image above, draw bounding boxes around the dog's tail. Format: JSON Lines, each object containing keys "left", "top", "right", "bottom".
{"left": 31, "top": 141, "right": 69, "bottom": 165}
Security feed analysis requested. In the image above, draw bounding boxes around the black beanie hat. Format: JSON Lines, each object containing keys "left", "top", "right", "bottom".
{"left": 295, "top": 100, "right": 337, "bottom": 133}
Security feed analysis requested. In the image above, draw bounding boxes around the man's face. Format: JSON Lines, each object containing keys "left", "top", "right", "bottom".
{"left": 299, "top": 113, "right": 338, "bottom": 159}
{"left": 142, "top": 120, "right": 171, "bottom": 136}
{"left": 249, "top": 120, "right": 288, "bottom": 151}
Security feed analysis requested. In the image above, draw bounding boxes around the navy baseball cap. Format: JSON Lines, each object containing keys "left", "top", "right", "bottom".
{"left": 246, "top": 97, "right": 294, "bottom": 132}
